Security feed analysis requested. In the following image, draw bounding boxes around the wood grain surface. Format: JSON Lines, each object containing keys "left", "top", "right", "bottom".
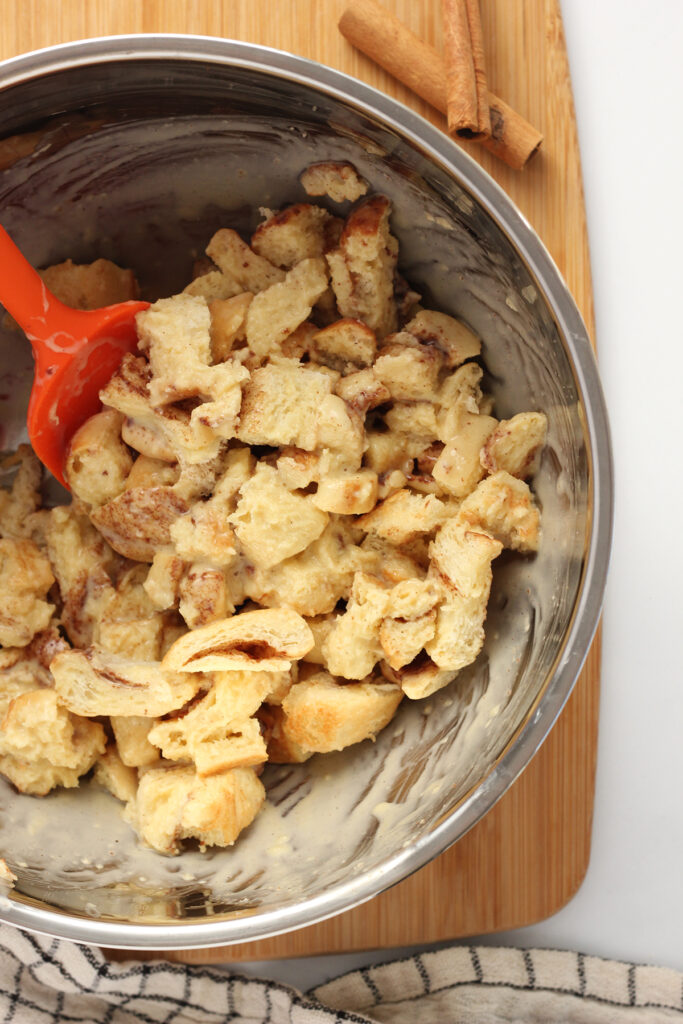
{"left": 0, "top": 0, "right": 600, "bottom": 960}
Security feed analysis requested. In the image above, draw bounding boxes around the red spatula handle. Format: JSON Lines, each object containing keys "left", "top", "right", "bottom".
{"left": 0, "top": 224, "right": 149, "bottom": 486}
{"left": 0, "top": 225, "right": 77, "bottom": 353}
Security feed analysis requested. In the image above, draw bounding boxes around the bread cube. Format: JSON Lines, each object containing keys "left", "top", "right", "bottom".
{"left": 426, "top": 516, "right": 503, "bottom": 670}
{"left": 205, "top": 670, "right": 281, "bottom": 722}
{"left": 101, "top": 355, "right": 222, "bottom": 466}
{"left": 313, "top": 469, "right": 378, "bottom": 515}
{"left": 261, "top": 705, "right": 314, "bottom": 764}
{"left": 98, "top": 615, "right": 165, "bottom": 661}
{"left": 46, "top": 505, "right": 117, "bottom": 648}
{"left": 171, "top": 504, "right": 236, "bottom": 568}
{"left": 195, "top": 717, "right": 265, "bottom": 776}
{"left": 125, "top": 455, "right": 179, "bottom": 490}
{"left": 379, "top": 613, "right": 437, "bottom": 670}
{"left": 0, "top": 669, "right": 105, "bottom": 795}
{"left": 246, "top": 518, "right": 376, "bottom": 617}
{"left": 384, "top": 401, "right": 440, "bottom": 438}
{"left": 299, "top": 161, "right": 369, "bottom": 203}
{"left": 384, "top": 576, "right": 441, "bottom": 620}
{"left": 169, "top": 447, "right": 252, "bottom": 567}
{"left": 188, "top": 360, "right": 250, "bottom": 443}
{"left": 435, "top": 363, "right": 484, "bottom": 442}
{"left": 136, "top": 294, "right": 213, "bottom": 406}
{"left": 206, "top": 228, "right": 285, "bottom": 293}
{"left": 39, "top": 257, "right": 137, "bottom": 310}
{"left": 183, "top": 269, "right": 243, "bottom": 301}
{"left": 161, "top": 606, "right": 314, "bottom": 674}
{"left": 379, "top": 578, "right": 441, "bottom": 670}
{"left": 237, "top": 361, "right": 332, "bottom": 449}
{"left": 251, "top": 203, "right": 331, "bottom": 268}
{"left": 334, "top": 368, "right": 390, "bottom": 414}
{"left": 0, "top": 538, "right": 54, "bottom": 648}
{"left": 425, "top": 590, "right": 490, "bottom": 672}
{"left": 2, "top": 687, "right": 104, "bottom": 772}
{"left": 459, "top": 471, "right": 541, "bottom": 552}
{"left": 20, "top": 623, "right": 70, "bottom": 671}
{"left": 363, "top": 430, "right": 429, "bottom": 477}
{"left": 65, "top": 409, "right": 133, "bottom": 506}
{"left": 136, "top": 292, "right": 250, "bottom": 441}
{"left": 0, "top": 446, "right": 43, "bottom": 541}
{"left": 357, "top": 488, "right": 455, "bottom": 546}
{"left": 430, "top": 515, "right": 503, "bottom": 602}
{"left": 51, "top": 647, "right": 203, "bottom": 718}
{"left": 301, "top": 615, "right": 336, "bottom": 665}
{"left": 171, "top": 458, "right": 228, "bottom": 505}
{"left": 276, "top": 448, "right": 321, "bottom": 490}
{"left": 360, "top": 534, "right": 424, "bottom": 587}
{"left": 480, "top": 411, "right": 547, "bottom": 479}
{"left": 326, "top": 195, "right": 398, "bottom": 337}
{"left": 374, "top": 339, "right": 443, "bottom": 400}
{"left": 129, "top": 764, "right": 265, "bottom": 853}
{"left": 94, "top": 745, "right": 138, "bottom": 803}
{"left": 322, "top": 573, "right": 390, "bottom": 679}
{"left": 245, "top": 257, "right": 329, "bottom": 358}
{"left": 263, "top": 669, "right": 295, "bottom": 705}
{"left": 91, "top": 486, "right": 189, "bottom": 562}
{"left": 46, "top": 504, "right": 115, "bottom": 595}
{"left": 279, "top": 319, "right": 320, "bottom": 359}
{"left": 148, "top": 672, "right": 271, "bottom": 776}
{"left": 144, "top": 552, "right": 185, "bottom": 611}
{"left": 316, "top": 394, "right": 366, "bottom": 471}
{"left": 312, "top": 318, "right": 377, "bottom": 370}
{"left": 110, "top": 715, "right": 160, "bottom": 767}
{"left": 121, "top": 419, "right": 176, "bottom": 463}
{"left": 432, "top": 414, "right": 498, "bottom": 497}
{"left": 109, "top": 564, "right": 163, "bottom": 620}
{"left": 178, "top": 564, "right": 229, "bottom": 628}
{"left": 404, "top": 310, "right": 481, "bottom": 367}
{"left": 229, "top": 463, "right": 328, "bottom": 569}
{"left": 280, "top": 670, "right": 402, "bottom": 753}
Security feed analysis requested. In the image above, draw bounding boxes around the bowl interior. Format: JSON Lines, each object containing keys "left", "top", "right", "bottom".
{"left": 0, "top": 45, "right": 593, "bottom": 943}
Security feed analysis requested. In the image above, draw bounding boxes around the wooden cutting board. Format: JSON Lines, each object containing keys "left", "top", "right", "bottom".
{"left": 1, "top": 0, "right": 600, "bottom": 960}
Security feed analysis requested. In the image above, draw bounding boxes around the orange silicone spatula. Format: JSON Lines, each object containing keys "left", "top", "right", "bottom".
{"left": 0, "top": 225, "right": 149, "bottom": 487}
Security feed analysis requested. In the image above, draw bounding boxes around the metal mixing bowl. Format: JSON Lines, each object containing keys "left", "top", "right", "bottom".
{"left": 0, "top": 36, "right": 612, "bottom": 948}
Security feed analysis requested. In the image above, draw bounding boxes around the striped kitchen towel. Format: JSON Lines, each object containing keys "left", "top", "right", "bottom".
{"left": 0, "top": 924, "right": 681, "bottom": 1022}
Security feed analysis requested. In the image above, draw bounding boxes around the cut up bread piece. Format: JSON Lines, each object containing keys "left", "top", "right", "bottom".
{"left": 161, "top": 607, "right": 314, "bottom": 673}
{"left": 251, "top": 203, "right": 332, "bottom": 269}
{"left": 206, "top": 228, "right": 285, "bottom": 293}
{"left": 128, "top": 764, "right": 265, "bottom": 854}
{"left": 245, "top": 257, "right": 329, "bottom": 358}
{"left": 276, "top": 670, "right": 403, "bottom": 754}
{"left": 148, "top": 671, "right": 275, "bottom": 776}
{"left": 326, "top": 195, "right": 398, "bottom": 338}
{"left": 299, "top": 161, "right": 369, "bottom": 203}
{"left": 459, "top": 471, "right": 541, "bottom": 552}
{"left": 51, "top": 647, "right": 203, "bottom": 717}
{"left": 0, "top": 672, "right": 105, "bottom": 796}
{"left": 426, "top": 516, "right": 503, "bottom": 671}
{"left": 480, "top": 411, "right": 548, "bottom": 479}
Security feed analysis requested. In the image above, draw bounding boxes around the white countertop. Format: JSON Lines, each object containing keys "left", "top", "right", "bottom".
{"left": 498, "top": 0, "right": 683, "bottom": 967}
{"left": 236, "top": 1, "right": 683, "bottom": 989}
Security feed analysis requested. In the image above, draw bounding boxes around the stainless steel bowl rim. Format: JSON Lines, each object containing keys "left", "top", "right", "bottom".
{"left": 0, "top": 34, "right": 613, "bottom": 948}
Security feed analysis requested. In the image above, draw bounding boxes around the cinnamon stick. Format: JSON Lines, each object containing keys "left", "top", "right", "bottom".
{"left": 441, "top": 0, "right": 490, "bottom": 139}
{"left": 338, "top": 0, "right": 543, "bottom": 169}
